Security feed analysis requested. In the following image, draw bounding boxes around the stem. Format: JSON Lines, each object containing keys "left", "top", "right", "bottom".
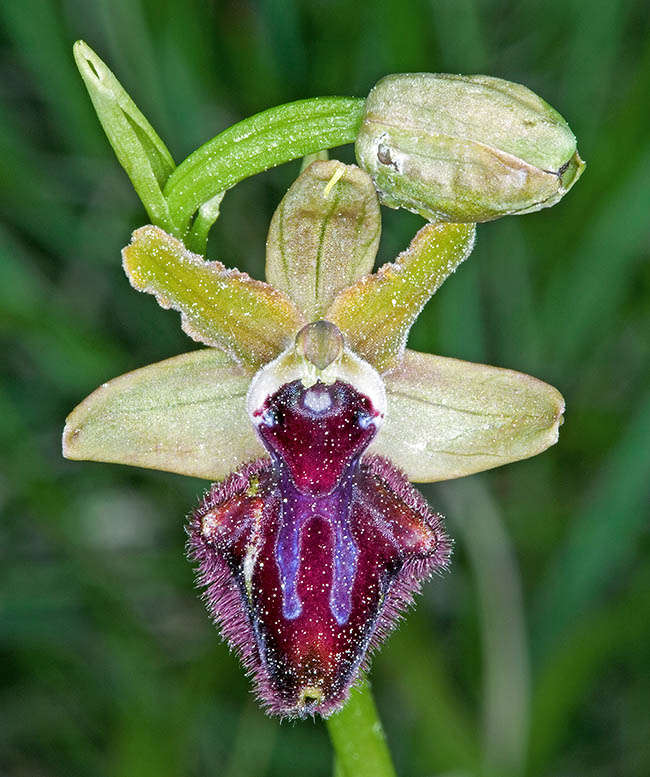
{"left": 163, "top": 97, "right": 366, "bottom": 236}
{"left": 300, "top": 149, "right": 330, "bottom": 172}
{"left": 332, "top": 759, "right": 346, "bottom": 777}
{"left": 326, "top": 677, "right": 397, "bottom": 777}
{"left": 186, "top": 190, "right": 225, "bottom": 255}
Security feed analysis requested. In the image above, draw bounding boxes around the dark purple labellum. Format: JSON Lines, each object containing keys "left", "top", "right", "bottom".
{"left": 187, "top": 379, "right": 450, "bottom": 718}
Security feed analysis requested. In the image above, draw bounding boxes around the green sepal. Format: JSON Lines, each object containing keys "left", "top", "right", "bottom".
{"left": 122, "top": 225, "right": 305, "bottom": 366}
{"left": 73, "top": 41, "right": 178, "bottom": 233}
{"left": 63, "top": 349, "right": 264, "bottom": 481}
{"left": 265, "top": 161, "right": 381, "bottom": 321}
{"left": 327, "top": 222, "right": 476, "bottom": 372}
{"left": 371, "top": 349, "right": 565, "bottom": 482}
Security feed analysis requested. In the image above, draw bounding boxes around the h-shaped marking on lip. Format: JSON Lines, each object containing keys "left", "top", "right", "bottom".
{"left": 275, "top": 471, "right": 359, "bottom": 626}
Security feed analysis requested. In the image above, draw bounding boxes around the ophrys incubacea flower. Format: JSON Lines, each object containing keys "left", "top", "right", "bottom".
{"left": 63, "top": 160, "right": 564, "bottom": 718}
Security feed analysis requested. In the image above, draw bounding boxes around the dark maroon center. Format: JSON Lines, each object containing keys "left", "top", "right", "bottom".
{"left": 188, "top": 378, "right": 449, "bottom": 717}
{"left": 189, "top": 455, "right": 448, "bottom": 718}
{"left": 252, "top": 380, "right": 381, "bottom": 626}
{"left": 253, "top": 379, "right": 381, "bottom": 496}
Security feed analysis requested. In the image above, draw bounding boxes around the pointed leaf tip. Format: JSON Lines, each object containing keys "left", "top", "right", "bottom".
{"left": 327, "top": 222, "right": 476, "bottom": 373}
{"left": 266, "top": 161, "right": 381, "bottom": 321}
{"left": 73, "top": 41, "right": 177, "bottom": 231}
{"left": 122, "top": 226, "right": 304, "bottom": 366}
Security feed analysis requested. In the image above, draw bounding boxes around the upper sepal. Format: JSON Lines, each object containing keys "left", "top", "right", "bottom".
{"left": 122, "top": 225, "right": 305, "bottom": 366}
{"left": 372, "top": 349, "right": 565, "bottom": 481}
{"left": 63, "top": 349, "right": 264, "bottom": 480}
{"left": 265, "top": 161, "right": 381, "bottom": 321}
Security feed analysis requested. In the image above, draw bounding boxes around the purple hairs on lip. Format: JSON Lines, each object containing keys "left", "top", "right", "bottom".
{"left": 187, "top": 380, "right": 450, "bottom": 718}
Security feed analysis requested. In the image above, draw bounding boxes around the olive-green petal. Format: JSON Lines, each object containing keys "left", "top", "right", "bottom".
{"left": 62, "top": 349, "right": 265, "bottom": 480}
{"left": 122, "top": 225, "right": 305, "bottom": 367}
{"left": 327, "top": 222, "right": 476, "bottom": 373}
{"left": 265, "top": 161, "right": 381, "bottom": 321}
{"left": 370, "top": 349, "right": 565, "bottom": 481}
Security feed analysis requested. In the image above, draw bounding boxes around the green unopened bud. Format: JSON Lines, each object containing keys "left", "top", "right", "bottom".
{"left": 73, "top": 41, "right": 178, "bottom": 234}
{"left": 355, "top": 73, "right": 585, "bottom": 223}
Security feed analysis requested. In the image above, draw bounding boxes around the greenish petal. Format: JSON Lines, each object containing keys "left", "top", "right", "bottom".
{"left": 122, "top": 225, "right": 305, "bottom": 366}
{"left": 73, "top": 41, "right": 178, "bottom": 233}
{"left": 370, "top": 349, "right": 565, "bottom": 482}
{"left": 266, "top": 161, "right": 381, "bottom": 321}
{"left": 62, "top": 349, "right": 264, "bottom": 481}
{"left": 327, "top": 222, "right": 476, "bottom": 372}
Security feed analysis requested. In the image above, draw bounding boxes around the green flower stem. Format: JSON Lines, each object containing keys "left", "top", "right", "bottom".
{"left": 326, "top": 678, "right": 397, "bottom": 777}
{"left": 163, "top": 97, "right": 365, "bottom": 237}
{"left": 300, "top": 149, "right": 330, "bottom": 172}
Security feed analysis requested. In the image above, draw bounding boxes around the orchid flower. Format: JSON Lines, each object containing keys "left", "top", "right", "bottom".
{"left": 63, "top": 160, "right": 564, "bottom": 719}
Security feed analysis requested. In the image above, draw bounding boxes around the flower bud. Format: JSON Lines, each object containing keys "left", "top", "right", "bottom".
{"left": 355, "top": 73, "right": 585, "bottom": 222}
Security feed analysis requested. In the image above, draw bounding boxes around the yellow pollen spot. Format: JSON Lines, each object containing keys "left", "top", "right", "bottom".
{"left": 299, "top": 685, "right": 324, "bottom": 706}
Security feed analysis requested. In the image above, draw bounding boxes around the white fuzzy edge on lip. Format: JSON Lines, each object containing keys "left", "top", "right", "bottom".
{"left": 246, "top": 345, "right": 387, "bottom": 427}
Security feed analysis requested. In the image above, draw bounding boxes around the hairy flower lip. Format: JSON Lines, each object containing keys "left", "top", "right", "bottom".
{"left": 188, "top": 453, "right": 451, "bottom": 719}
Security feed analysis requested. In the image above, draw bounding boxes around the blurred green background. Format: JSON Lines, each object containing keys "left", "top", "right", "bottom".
{"left": 1, "top": 1, "right": 649, "bottom": 776}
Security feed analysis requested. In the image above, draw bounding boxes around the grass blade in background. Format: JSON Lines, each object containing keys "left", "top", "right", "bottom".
{"left": 439, "top": 478, "right": 530, "bottom": 777}
{"left": 531, "top": 387, "right": 650, "bottom": 665}
{"left": 528, "top": 564, "right": 650, "bottom": 776}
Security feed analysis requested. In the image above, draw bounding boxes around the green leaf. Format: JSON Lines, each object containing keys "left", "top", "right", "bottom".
{"left": 327, "top": 222, "right": 476, "bottom": 372}
{"left": 122, "top": 225, "right": 305, "bottom": 366}
{"left": 73, "top": 40, "right": 177, "bottom": 232}
{"left": 265, "top": 161, "right": 380, "bottom": 321}
{"left": 371, "top": 349, "right": 564, "bottom": 482}
{"left": 63, "top": 349, "right": 264, "bottom": 481}
{"left": 163, "top": 97, "right": 366, "bottom": 236}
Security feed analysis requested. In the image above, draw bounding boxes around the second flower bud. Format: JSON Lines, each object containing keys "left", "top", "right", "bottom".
{"left": 355, "top": 73, "right": 585, "bottom": 223}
